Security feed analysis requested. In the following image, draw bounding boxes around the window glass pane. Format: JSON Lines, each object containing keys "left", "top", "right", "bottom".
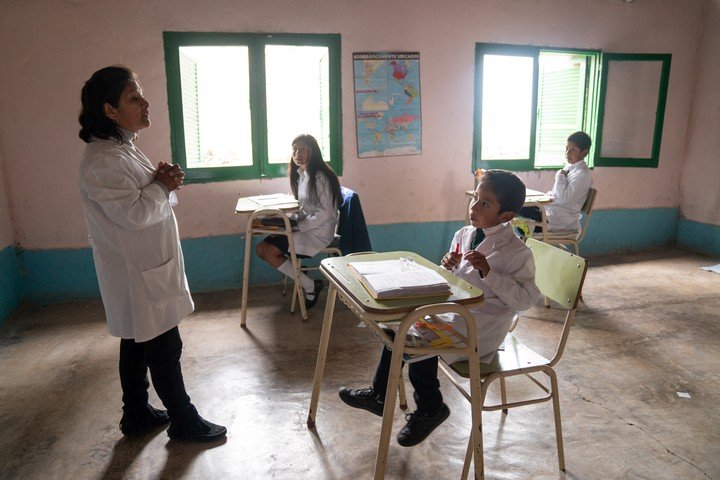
{"left": 179, "top": 46, "right": 253, "bottom": 168}
{"left": 600, "top": 60, "right": 661, "bottom": 158}
{"left": 480, "top": 54, "right": 534, "bottom": 160}
{"left": 266, "top": 45, "right": 331, "bottom": 164}
{"left": 535, "top": 53, "right": 587, "bottom": 167}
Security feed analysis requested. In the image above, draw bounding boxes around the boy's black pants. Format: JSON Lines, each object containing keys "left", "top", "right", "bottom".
{"left": 518, "top": 206, "right": 543, "bottom": 222}
{"left": 119, "top": 326, "right": 193, "bottom": 419}
{"left": 372, "top": 329, "right": 443, "bottom": 415}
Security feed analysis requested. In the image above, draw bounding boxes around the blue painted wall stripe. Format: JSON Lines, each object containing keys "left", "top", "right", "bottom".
{"left": 4, "top": 207, "right": 718, "bottom": 323}
{"left": 577, "top": 208, "right": 678, "bottom": 255}
{"left": 20, "top": 247, "right": 100, "bottom": 302}
{"left": 0, "top": 245, "right": 21, "bottom": 325}
{"left": 677, "top": 218, "right": 720, "bottom": 257}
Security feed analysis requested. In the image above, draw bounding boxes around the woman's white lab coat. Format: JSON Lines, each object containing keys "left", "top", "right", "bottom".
{"left": 79, "top": 133, "right": 194, "bottom": 342}
{"left": 292, "top": 170, "right": 339, "bottom": 257}
{"left": 440, "top": 222, "right": 542, "bottom": 364}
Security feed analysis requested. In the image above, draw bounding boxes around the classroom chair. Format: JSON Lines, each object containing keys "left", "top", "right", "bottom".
{"left": 337, "top": 186, "right": 373, "bottom": 254}
{"left": 243, "top": 207, "right": 309, "bottom": 323}
{"left": 283, "top": 234, "right": 342, "bottom": 313}
{"left": 282, "top": 186, "right": 373, "bottom": 312}
{"left": 434, "top": 238, "right": 587, "bottom": 479}
{"left": 530, "top": 188, "right": 598, "bottom": 255}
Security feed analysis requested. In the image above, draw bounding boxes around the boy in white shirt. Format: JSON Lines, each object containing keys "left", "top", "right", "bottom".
{"left": 521, "top": 131, "right": 593, "bottom": 232}
{"left": 338, "top": 170, "right": 541, "bottom": 447}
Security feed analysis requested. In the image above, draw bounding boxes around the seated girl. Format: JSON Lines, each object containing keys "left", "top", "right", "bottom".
{"left": 256, "top": 134, "right": 342, "bottom": 309}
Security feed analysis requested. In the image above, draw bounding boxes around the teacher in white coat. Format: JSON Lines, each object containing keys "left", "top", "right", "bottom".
{"left": 78, "top": 66, "right": 225, "bottom": 442}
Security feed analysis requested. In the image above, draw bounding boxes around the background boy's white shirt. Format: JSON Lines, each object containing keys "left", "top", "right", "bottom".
{"left": 439, "top": 223, "right": 541, "bottom": 364}
{"left": 545, "top": 161, "right": 593, "bottom": 232}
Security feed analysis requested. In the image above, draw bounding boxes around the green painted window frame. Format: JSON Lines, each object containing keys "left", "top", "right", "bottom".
{"left": 163, "top": 32, "right": 342, "bottom": 183}
{"left": 472, "top": 44, "right": 539, "bottom": 171}
{"left": 473, "top": 44, "right": 611, "bottom": 171}
{"left": 474, "top": 45, "right": 671, "bottom": 171}
{"left": 594, "top": 53, "right": 671, "bottom": 168}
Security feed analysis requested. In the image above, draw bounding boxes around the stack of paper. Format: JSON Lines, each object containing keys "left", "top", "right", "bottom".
{"left": 347, "top": 258, "right": 451, "bottom": 300}
{"left": 248, "top": 193, "right": 298, "bottom": 208}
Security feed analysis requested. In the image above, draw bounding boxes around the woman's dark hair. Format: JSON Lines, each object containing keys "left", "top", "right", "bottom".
{"left": 78, "top": 66, "right": 136, "bottom": 144}
{"left": 288, "top": 134, "right": 342, "bottom": 209}
{"left": 480, "top": 169, "right": 526, "bottom": 214}
{"left": 567, "top": 131, "right": 592, "bottom": 152}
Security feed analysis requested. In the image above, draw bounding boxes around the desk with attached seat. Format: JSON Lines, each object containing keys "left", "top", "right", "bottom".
{"left": 306, "top": 251, "right": 485, "bottom": 480}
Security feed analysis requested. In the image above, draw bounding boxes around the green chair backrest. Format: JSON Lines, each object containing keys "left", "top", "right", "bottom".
{"left": 526, "top": 238, "right": 588, "bottom": 310}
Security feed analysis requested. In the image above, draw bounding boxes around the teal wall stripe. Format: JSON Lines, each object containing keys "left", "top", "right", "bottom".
{"left": 180, "top": 235, "right": 284, "bottom": 291}
{"left": 366, "top": 208, "right": 679, "bottom": 258}
{"left": 20, "top": 248, "right": 100, "bottom": 301}
{"left": 575, "top": 208, "right": 678, "bottom": 255}
{"left": 0, "top": 245, "right": 21, "bottom": 325}
{"left": 677, "top": 218, "right": 720, "bottom": 257}
{"left": 368, "top": 221, "right": 466, "bottom": 263}
{"left": 16, "top": 236, "right": 284, "bottom": 304}
{"left": 5, "top": 207, "right": 717, "bottom": 321}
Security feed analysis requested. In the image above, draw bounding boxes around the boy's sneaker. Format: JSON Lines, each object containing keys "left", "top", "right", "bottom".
{"left": 338, "top": 387, "right": 385, "bottom": 417}
{"left": 119, "top": 404, "right": 170, "bottom": 437}
{"left": 167, "top": 405, "right": 227, "bottom": 442}
{"left": 396, "top": 403, "right": 450, "bottom": 447}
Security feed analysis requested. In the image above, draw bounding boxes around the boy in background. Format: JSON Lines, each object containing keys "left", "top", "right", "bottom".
{"left": 338, "top": 170, "right": 541, "bottom": 446}
{"left": 521, "top": 131, "right": 593, "bottom": 232}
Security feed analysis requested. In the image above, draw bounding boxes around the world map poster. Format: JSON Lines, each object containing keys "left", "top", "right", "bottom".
{"left": 353, "top": 52, "right": 422, "bottom": 158}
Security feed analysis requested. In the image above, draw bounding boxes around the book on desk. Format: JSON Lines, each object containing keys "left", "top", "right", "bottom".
{"left": 347, "top": 258, "right": 451, "bottom": 300}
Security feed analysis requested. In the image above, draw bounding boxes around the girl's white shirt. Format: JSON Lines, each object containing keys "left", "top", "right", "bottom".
{"left": 292, "top": 169, "right": 339, "bottom": 256}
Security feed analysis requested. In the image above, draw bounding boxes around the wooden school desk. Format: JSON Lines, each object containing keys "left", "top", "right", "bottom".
{"left": 235, "top": 193, "right": 301, "bottom": 325}
{"left": 306, "top": 251, "right": 485, "bottom": 479}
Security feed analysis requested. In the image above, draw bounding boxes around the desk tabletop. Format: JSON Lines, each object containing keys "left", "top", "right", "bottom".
{"left": 235, "top": 193, "right": 299, "bottom": 214}
{"left": 320, "top": 251, "right": 484, "bottom": 316}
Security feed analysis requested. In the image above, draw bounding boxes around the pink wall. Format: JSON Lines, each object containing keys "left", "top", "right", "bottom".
{"left": 681, "top": 0, "right": 720, "bottom": 225}
{"left": 0, "top": 0, "right": 706, "bottom": 250}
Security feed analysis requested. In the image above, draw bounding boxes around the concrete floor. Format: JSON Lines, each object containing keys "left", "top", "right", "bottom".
{"left": 1, "top": 247, "right": 719, "bottom": 480}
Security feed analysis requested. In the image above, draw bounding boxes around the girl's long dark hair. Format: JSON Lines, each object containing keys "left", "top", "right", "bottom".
{"left": 289, "top": 134, "right": 342, "bottom": 209}
{"left": 78, "top": 66, "right": 135, "bottom": 144}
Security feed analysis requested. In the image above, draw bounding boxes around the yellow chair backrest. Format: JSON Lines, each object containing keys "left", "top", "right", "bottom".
{"left": 526, "top": 238, "right": 588, "bottom": 310}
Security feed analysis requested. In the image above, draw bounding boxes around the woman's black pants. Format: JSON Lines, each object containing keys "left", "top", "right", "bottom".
{"left": 119, "top": 326, "right": 193, "bottom": 419}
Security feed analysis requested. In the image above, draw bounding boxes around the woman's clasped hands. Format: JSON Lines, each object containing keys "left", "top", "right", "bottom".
{"left": 155, "top": 161, "right": 184, "bottom": 192}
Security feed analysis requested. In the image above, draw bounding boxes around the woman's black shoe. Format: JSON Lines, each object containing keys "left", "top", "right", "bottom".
{"left": 119, "top": 404, "right": 170, "bottom": 437}
{"left": 167, "top": 405, "right": 227, "bottom": 442}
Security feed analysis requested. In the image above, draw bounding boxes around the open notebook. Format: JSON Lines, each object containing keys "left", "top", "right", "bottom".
{"left": 347, "top": 258, "right": 451, "bottom": 300}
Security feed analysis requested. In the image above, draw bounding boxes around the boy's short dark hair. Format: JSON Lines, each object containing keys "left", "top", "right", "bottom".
{"left": 480, "top": 169, "right": 526, "bottom": 214}
{"left": 567, "top": 131, "right": 592, "bottom": 152}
